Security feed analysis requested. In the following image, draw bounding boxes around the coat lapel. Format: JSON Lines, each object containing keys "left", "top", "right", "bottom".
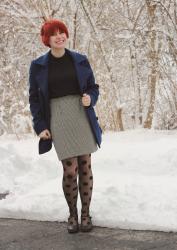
{"left": 66, "top": 49, "right": 91, "bottom": 94}
{"left": 34, "top": 51, "right": 49, "bottom": 101}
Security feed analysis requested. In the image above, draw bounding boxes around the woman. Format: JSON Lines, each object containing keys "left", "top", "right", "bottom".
{"left": 28, "top": 19, "right": 102, "bottom": 233}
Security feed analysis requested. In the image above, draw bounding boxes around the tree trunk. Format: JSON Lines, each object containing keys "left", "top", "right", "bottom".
{"left": 144, "top": 1, "right": 158, "bottom": 128}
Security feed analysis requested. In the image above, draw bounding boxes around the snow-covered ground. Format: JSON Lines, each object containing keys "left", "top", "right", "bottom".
{"left": 1, "top": 129, "right": 177, "bottom": 232}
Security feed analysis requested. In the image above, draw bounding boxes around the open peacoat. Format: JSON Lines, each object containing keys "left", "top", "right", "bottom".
{"left": 28, "top": 48, "right": 102, "bottom": 154}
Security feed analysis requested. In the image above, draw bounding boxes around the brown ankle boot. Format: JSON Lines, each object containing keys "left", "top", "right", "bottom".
{"left": 80, "top": 215, "right": 93, "bottom": 232}
{"left": 67, "top": 214, "right": 79, "bottom": 233}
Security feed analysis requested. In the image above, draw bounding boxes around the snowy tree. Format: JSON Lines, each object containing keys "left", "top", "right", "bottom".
{"left": 0, "top": 0, "right": 177, "bottom": 136}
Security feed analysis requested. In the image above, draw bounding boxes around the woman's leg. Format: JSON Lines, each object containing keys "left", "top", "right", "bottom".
{"left": 61, "top": 156, "right": 79, "bottom": 217}
{"left": 78, "top": 154, "right": 93, "bottom": 221}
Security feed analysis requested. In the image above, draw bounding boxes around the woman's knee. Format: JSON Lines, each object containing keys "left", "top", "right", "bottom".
{"left": 62, "top": 158, "right": 78, "bottom": 178}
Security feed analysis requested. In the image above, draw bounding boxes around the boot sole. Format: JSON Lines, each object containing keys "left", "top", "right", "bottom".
{"left": 80, "top": 225, "right": 93, "bottom": 232}
{"left": 67, "top": 227, "right": 79, "bottom": 233}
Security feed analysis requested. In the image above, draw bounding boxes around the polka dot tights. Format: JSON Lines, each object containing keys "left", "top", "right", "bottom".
{"left": 61, "top": 154, "right": 93, "bottom": 217}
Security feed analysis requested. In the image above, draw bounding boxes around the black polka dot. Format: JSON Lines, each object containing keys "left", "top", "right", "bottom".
{"left": 63, "top": 177, "right": 66, "bottom": 182}
{"left": 73, "top": 195, "right": 77, "bottom": 199}
{"left": 83, "top": 192, "right": 88, "bottom": 195}
{"left": 66, "top": 193, "right": 70, "bottom": 196}
{"left": 70, "top": 221, "right": 73, "bottom": 225}
{"left": 87, "top": 221, "right": 90, "bottom": 225}
{"left": 66, "top": 161, "right": 72, "bottom": 166}
{"left": 89, "top": 197, "right": 91, "bottom": 201}
{"left": 73, "top": 178, "right": 77, "bottom": 183}
{"left": 73, "top": 187, "right": 77, "bottom": 191}
{"left": 90, "top": 187, "right": 92, "bottom": 190}
{"left": 66, "top": 184, "right": 70, "bottom": 188}
{"left": 83, "top": 202, "right": 87, "bottom": 206}
{"left": 83, "top": 182, "right": 88, "bottom": 186}
{"left": 89, "top": 176, "right": 93, "bottom": 180}
{"left": 67, "top": 174, "right": 72, "bottom": 179}
{"left": 82, "top": 217, "right": 86, "bottom": 220}
{"left": 81, "top": 160, "right": 87, "bottom": 165}
{"left": 83, "top": 172, "right": 87, "bottom": 175}
{"left": 89, "top": 154, "right": 91, "bottom": 157}
{"left": 88, "top": 164, "right": 91, "bottom": 169}
{"left": 64, "top": 168, "right": 66, "bottom": 171}
{"left": 75, "top": 166, "right": 78, "bottom": 172}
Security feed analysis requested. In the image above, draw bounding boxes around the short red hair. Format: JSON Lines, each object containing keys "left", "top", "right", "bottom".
{"left": 40, "top": 19, "right": 69, "bottom": 47}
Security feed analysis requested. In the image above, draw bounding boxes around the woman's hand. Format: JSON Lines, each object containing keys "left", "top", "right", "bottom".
{"left": 82, "top": 93, "right": 91, "bottom": 107}
{"left": 39, "top": 129, "right": 52, "bottom": 140}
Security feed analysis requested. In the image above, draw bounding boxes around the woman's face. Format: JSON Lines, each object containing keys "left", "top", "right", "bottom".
{"left": 49, "top": 29, "right": 67, "bottom": 49}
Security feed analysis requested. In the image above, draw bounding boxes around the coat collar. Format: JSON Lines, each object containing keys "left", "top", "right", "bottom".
{"left": 34, "top": 48, "right": 86, "bottom": 66}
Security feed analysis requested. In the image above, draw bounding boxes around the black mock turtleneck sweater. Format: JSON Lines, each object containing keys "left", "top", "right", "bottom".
{"left": 48, "top": 49, "right": 81, "bottom": 99}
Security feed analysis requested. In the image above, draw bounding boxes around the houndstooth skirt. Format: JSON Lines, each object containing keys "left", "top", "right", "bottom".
{"left": 50, "top": 94, "right": 98, "bottom": 161}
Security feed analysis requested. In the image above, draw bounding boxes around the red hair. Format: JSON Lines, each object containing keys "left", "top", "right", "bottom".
{"left": 40, "top": 19, "right": 69, "bottom": 47}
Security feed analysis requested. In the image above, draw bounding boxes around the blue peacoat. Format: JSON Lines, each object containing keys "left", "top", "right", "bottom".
{"left": 28, "top": 48, "right": 102, "bottom": 154}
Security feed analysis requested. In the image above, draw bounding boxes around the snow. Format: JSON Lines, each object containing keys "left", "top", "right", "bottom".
{"left": 1, "top": 129, "right": 177, "bottom": 232}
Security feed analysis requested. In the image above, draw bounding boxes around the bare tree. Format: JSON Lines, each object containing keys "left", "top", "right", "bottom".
{"left": 0, "top": 0, "right": 177, "bottom": 135}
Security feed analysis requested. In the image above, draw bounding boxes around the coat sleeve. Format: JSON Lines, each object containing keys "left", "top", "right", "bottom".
{"left": 28, "top": 61, "right": 48, "bottom": 135}
{"left": 84, "top": 57, "right": 99, "bottom": 108}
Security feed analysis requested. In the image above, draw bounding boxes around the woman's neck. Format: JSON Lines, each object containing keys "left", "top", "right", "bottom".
{"left": 50, "top": 48, "right": 65, "bottom": 58}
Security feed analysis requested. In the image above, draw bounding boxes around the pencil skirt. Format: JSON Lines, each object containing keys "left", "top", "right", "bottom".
{"left": 50, "top": 94, "right": 98, "bottom": 161}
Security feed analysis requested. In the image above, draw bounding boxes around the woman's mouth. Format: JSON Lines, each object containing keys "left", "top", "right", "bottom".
{"left": 55, "top": 40, "right": 65, "bottom": 44}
